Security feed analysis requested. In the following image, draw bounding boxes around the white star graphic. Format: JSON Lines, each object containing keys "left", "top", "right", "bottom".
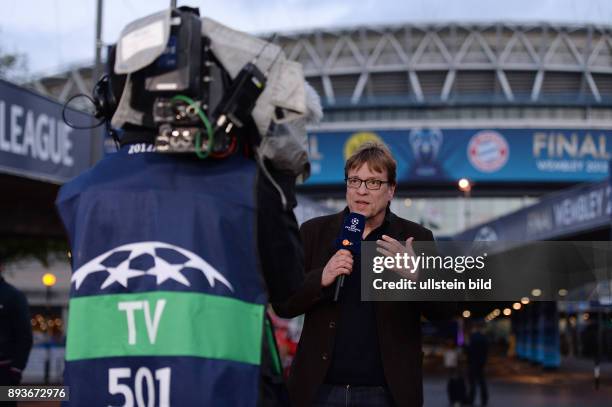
{"left": 72, "top": 242, "right": 233, "bottom": 292}
{"left": 101, "top": 259, "right": 145, "bottom": 289}
{"left": 147, "top": 256, "right": 191, "bottom": 286}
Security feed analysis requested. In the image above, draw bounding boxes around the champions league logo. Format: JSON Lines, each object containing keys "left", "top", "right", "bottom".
{"left": 471, "top": 226, "right": 499, "bottom": 254}
{"left": 474, "top": 226, "right": 498, "bottom": 242}
{"left": 346, "top": 216, "right": 363, "bottom": 233}
{"left": 408, "top": 128, "right": 445, "bottom": 177}
{"left": 71, "top": 241, "right": 233, "bottom": 292}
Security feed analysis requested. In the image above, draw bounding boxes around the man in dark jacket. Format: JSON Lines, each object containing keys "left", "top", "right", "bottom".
{"left": 0, "top": 269, "right": 33, "bottom": 387}
{"left": 274, "top": 142, "right": 455, "bottom": 407}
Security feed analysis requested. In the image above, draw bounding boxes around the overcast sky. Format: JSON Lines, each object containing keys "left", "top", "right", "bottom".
{"left": 2, "top": 0, "right": 612, "bottom": 76}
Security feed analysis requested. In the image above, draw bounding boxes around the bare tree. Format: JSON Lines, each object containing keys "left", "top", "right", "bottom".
{"left": 0, "top": 33, "right": 28, "bottom": 81}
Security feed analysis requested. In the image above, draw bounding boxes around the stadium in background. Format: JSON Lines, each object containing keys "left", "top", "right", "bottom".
{"left": 9, "top": 21, "right": 612, "bottom": 380}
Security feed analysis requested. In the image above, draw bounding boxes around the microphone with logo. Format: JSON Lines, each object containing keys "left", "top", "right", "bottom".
{"left": 333, "top": 212, "right": 366, "bottom": 301}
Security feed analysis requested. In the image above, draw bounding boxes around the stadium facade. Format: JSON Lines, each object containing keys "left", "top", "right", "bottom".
{"left": 27, "top": 22, "right": 612, "bottom": 235}
{"left": 10, "top": 20, "right": 612, "bottom": 378}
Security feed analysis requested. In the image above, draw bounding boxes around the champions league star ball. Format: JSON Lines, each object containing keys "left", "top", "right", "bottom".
{"left": 71, "top": 241, "right": 233, "bottom": 292}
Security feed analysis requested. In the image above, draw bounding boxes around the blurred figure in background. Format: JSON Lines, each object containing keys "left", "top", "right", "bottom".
{"left": 443, "top": 339, "right": 459, "bottom": 374}
{"left": 0, "top": 265, "right": 33, "bottom": 394}
{"left": 466, "top": 322, "right": 488, "bottom": 407}
{"left": 444, "top": 339, "right": 466, "bottom": 406}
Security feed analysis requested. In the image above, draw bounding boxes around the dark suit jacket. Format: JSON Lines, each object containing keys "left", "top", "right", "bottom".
{"left": 273, "top": 210, "right": 456, "bottom": 407}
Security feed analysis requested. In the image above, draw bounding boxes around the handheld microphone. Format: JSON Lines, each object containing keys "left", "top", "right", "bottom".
{"left": 333, "top": 212, "right": 365, "bottom": 301}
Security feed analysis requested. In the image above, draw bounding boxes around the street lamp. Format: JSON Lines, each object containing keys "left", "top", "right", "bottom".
{"left": 458, "top": 178, "right": 472, "bottom": 193}
{"left": 42, "top": 273, "right": 56, "bottom": 288}
{"left": 458, "top": 178, "right": 472, "bottom": 229}
{"left": 41, "top": 273, "right": 56, "bottom": 384}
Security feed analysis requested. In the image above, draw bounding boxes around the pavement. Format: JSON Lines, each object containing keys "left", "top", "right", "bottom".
{"left": 423, "top": 355, "right": 612, "bottom": 407}
{"left": 15, "top": 356, "right": 612, "bottom": 406}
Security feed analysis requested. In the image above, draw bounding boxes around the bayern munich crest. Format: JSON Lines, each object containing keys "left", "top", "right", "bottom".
{"left": 467, "top": 130, "right": 509, "bottom": 173}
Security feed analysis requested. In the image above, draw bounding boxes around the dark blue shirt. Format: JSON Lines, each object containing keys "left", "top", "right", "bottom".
{"left": 324, "top": 210, "right": 390, "bottom": 386}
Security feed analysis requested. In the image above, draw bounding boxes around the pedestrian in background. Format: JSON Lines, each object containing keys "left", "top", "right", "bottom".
{"left": 466, "top": 322, "right": 488, "bottom": 407}
{"left": 444, "top": 339, "right": 466, "bottom": 406}
{"left": 0, "top": 265, "right": 33, "bottom": 407}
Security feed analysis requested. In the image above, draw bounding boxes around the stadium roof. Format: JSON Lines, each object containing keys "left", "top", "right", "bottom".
{"left": 26, "top": 22, "right": 612, "bottom": 109}
{"left": 276, "top": 22, "right": 612, "bottom": 107}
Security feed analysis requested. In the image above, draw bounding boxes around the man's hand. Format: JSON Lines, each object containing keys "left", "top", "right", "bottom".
{"left": 321, "top": 249, "right": 353, "bottom": 287}
{"left": 376, "top": 235, "right": 418, "bottom": 279}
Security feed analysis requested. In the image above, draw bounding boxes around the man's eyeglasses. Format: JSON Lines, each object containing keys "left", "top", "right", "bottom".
{"left": 345, "top": 177, "right": 389, "bottom": 190}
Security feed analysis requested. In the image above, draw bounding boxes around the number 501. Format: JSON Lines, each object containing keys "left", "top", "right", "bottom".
{"left": 108, "top": 367, "right": 171, "bottom": 407}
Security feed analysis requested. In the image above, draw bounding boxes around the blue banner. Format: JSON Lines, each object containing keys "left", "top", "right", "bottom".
{"left": 0, "top": 79, "right": 92, "bottom": 183}
{"left": 454, "top": 180, "right": 610, "bottom": 242}
{"left": 306, "top": 128, "right": 612, "bottom": 185}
